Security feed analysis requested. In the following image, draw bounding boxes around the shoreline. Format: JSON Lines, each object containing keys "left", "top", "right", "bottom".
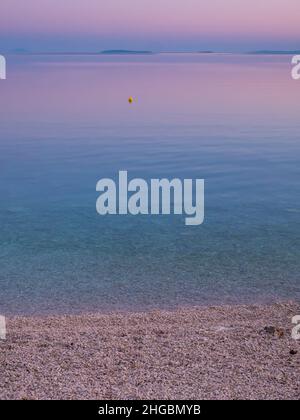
{"left": 1, "top": 301, "right": 299, "bottom": 400}
{"left": 2, "top": 297, "right": 298, "bottom": 318}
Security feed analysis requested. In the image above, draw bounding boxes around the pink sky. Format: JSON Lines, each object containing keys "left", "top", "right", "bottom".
{"left": 1, "top": 0, "right": 300, "bottom": 51}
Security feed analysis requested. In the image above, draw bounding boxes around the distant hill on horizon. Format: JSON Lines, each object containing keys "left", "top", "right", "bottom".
{"left": 10, "top": 48, "right": 30, "bottom": 54}
{"left": 101, "top": 50, "right": 153, "bottom": 55}
{"left": 249, "top": 50, "right": 300, "bottom": 55}
{"left": 6, "top": 48, "right": 300, "bottom": 56}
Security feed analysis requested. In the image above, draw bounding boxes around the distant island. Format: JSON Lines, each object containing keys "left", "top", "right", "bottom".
{"left": 8, "top": 49, "right": 300, "bottom": 56}
{"left": 101, "top": 50, "right": 153, "bottom": 55}
{"left": 8, "top": 49, "right": 154, "bottom": 56}
{"left": 249, "top": 50, "right": 300, "bottom": 55}
{"left": 12, "top": 48, "right": 29, "bottom": 54}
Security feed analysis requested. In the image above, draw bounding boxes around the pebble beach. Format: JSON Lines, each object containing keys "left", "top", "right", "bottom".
{"left": 1, "top": 301, "right": 299, "bottom": 400}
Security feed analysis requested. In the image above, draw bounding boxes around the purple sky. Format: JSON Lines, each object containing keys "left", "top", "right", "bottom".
{"left": 1, "top": 0, "right": 300, "bottom": 52}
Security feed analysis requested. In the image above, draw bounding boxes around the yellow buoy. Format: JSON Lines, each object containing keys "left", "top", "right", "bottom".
{"left": 128, "top": 96, "right": 134, "bottom": 104}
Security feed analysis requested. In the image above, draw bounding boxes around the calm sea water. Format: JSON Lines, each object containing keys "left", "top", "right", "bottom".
{"left": 0, "top": 54, "right": 299, "bottom": 315}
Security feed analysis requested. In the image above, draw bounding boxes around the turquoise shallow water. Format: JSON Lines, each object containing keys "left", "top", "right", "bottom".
{"left": 0, "top": 54, "right": 299, "bottom": 314}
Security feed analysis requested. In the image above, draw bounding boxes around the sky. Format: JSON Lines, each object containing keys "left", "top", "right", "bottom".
{"left": 0, "top": 0, "right": 300, "bottom": 52}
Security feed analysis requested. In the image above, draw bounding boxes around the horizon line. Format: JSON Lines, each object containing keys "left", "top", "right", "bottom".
{"left": 3, "top": 49, "right": 300, "bottom": 56}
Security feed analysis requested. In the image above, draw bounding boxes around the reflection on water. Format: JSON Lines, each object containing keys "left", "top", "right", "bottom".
{"left": 0, "top": 54, "right": 299, "bottom": 314}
